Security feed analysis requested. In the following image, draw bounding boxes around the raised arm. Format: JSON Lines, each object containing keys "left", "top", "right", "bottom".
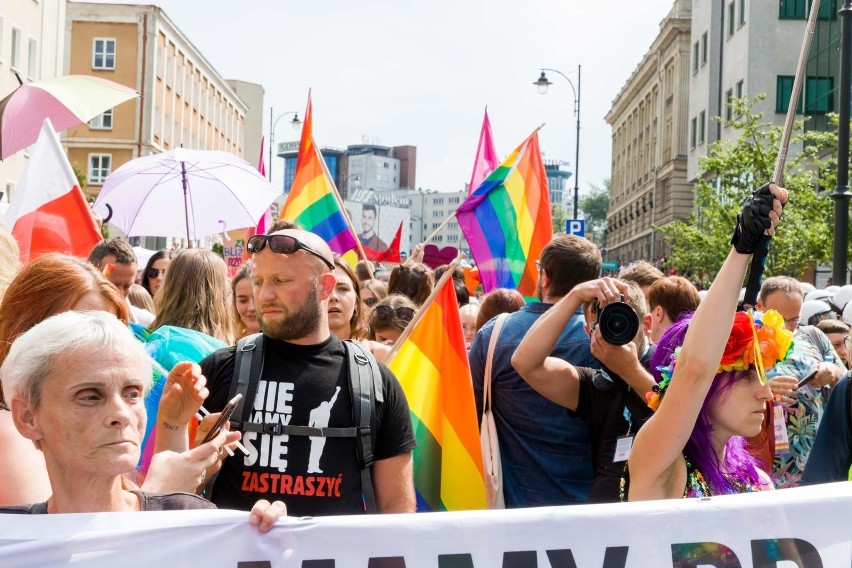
{"left": 512, "top": 278, "right": 629, "bottom": 410}
{"left": 627, "top": 184, "right": 786, "bottom": 500}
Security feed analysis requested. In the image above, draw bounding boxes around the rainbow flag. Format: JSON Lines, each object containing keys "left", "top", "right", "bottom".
{"left": 387, "top": 275, "right": 487, "bottom": 511}
{"left": 456, "top": 130, "right": 552, "bottom": 298}
{"left": 280, "top": 94, "right": 357, "bottom": 254}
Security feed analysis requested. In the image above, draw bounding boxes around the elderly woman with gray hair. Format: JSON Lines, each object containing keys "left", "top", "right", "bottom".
{"left": 0, "top": 311, "right": 284, "bottom": 529}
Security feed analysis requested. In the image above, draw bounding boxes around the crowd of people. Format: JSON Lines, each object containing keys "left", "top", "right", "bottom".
{"left": 0, "top": 183, "right": 849, "bottom": 531}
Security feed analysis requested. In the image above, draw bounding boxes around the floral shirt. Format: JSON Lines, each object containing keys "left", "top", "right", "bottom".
{"left": 766, "top": 325, "right": 837, "bottom": 488}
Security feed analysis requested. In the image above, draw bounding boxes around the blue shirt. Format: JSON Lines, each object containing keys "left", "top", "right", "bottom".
{"left": 470, "top": 302, "right": 596, "bottom": 507}
{"left": 802, "top": 375, "right": 852, "bottom": 485}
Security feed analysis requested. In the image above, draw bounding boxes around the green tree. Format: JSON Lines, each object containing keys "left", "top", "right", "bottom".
{"left": 658, "top": 95, "right": 836, "bottom": 278}
{"left": 580, "top": 178, "right": 610, "bottom": 244}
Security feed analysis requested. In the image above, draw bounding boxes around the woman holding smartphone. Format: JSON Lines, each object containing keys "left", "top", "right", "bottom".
{"left": 0, "top": 311, "right": 285, "bottom": 530}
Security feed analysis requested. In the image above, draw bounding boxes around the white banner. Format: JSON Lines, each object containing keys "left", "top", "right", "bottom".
{"left": 1, "top": 483, "right": 849, "bottom": 567}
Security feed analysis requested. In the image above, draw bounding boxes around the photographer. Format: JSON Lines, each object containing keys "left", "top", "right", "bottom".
{"left": 512, "top": 277, "right": 656, "bottom": 502}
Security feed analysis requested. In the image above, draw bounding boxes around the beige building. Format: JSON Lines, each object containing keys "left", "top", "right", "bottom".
{"left": 227, "top": 79, "right": 264, "bottom": 169}
{"left": 0, "top": 0, "right": 67, "bottom": 218}
{"left": 64, "top": 2, "right": 248, "bottom": 200}
{"left": 605, "top": 0, "right": 693, "bottom": 264}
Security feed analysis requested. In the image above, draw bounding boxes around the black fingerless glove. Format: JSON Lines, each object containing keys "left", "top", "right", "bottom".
{"left": 730, "top": 183, "right": 776, "bottom": 254}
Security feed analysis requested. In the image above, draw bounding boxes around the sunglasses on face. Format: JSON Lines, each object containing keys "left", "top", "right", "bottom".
{"left": 375, "top": 305, "right": 415, "bottom": 323}
{"left": 364, "top": 297, "right": 379, "bottom": 307}
{"left": 146, "top": 268, "right": 166, "bottom": 279}
{"left": 247, "top": 234, "right": 335, "bottom": 270}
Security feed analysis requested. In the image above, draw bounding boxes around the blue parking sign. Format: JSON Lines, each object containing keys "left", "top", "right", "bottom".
{"left": 566, "top": 219, "right": 585, "bottom": 237}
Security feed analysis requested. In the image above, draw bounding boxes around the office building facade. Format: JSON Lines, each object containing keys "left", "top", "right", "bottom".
{"left": 606, "top": 0, "right": 693, "bottom": 263}
{"left": 64, "top": 3, "right": 248, "bottom": 200}
{"left": 0, "top": 0, "right": 67, "bottom": 217}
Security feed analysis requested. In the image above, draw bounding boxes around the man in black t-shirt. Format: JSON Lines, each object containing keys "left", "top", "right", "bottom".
{"left": 513, "top": 278, "right": 656, "bottom": 502}
{"left": 201, "top": 229, "right": 416, "bottom": 516}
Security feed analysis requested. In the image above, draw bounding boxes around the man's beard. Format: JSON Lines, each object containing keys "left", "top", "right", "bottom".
{"left": 258, "top": 284, "right": 323, "bottom": 341}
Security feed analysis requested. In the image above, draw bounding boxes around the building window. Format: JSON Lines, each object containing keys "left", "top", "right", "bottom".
{"left": 449, "top": 196, "right": 460, "bottom": 204}
{"left": 447, "top": 234, "right": 459, "bottom": 243}
{"left": 806, "top": 76, "right": 835, "bottom": 113}
{"left": 728, "top": 3, "right": 736, "bottom": 36}
{"left": 433, "top": 210, "right": 442, "bottom": 217}
{"left": 3, "top": 181, "right": 14, "bottom": 204}
{"left": 725, "top": 88, "right": 734, "bottom": 121}
{"left": 88, "top": 154, "right": 112, "bottom": 184}
{"left": 780, "top": 0, "right": 804, "bottom": 18}
{"left": 735, "top": 80, "right": 745, "bottom": 116}
{"left": 701, "top": 32, "right": 708, "bottom": 65}
{"left": 89, "top": 109, "right": 113, "bottom": 130}
{"left": 698, "top": 111, "right": 706, "bottom": 144}
{"left": 690, "top": 117, "right": 697, "bottom": 149}
{"left": 692, "top": 41, "right": 699, "bottom": 73}
{"left": 434, "top": 197, "right": 444, "bottom": 205}
{"left": 26, "top": 38, "right": 37, "bottom": 79}
{"left": 739, "top": 0, "right": 747, "bottom": 25}
{"left": 432, "top": 223, "right": 440, "bottom": 229}
{"left": 92, "top": 38, "right": 116, "bottom": 70}
{"left": 776, "top": 75, "right": 835, "bottom": 113}
{"left": 10, "top": 27, "right": 21, "bottom": 70}
{"left": 780, "top": 0, "right": 835, "bottom": 19}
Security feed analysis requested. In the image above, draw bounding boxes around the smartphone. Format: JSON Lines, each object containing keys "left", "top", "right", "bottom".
{"left": 797, "top": 368, "right": 819, "bottom": 389}
{"left": 200, "top": 393, "right": 243, "bottom": 445}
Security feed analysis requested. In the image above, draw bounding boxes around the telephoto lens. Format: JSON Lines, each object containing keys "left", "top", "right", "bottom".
{"left": 596, "top": 295, "right": 640, "bottom": 346}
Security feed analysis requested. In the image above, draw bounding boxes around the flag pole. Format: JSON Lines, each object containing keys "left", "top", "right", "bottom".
{"left": 421, "top": 210, "right": 459, "bottom": 248}
{"left": 742, "top": 0, "right": 819, "bottom": 309}
{"left": 316, "top": 143, "right": 375, "bottom": 279}
{"left": 384, "top": 251, "right": 465, "bottom": 367}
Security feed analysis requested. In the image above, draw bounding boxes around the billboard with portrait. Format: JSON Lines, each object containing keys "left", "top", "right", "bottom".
{"left": 343, "top": 199, "right": 411, "bottom": 256}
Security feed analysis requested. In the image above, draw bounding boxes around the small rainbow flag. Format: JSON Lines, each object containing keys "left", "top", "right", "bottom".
{"left": 279, "top": 94, "right": 357, "bottom": 254}
{"left": 387, "top": 274, "right": 487, "bottom": 511}
{"left": 457, "top": 129, "right": 552, "bottom": 298}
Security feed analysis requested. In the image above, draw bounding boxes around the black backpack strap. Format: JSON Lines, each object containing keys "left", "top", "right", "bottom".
{"left": 228, "top": 333, "right": 265, "bottom": 428}
{"left": 345, "top": 339, "right": 381, "bottom": 513}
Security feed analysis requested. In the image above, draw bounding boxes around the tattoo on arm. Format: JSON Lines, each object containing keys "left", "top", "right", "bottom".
{"left": 161, "top": 421, "right": 183, "bottom": 432}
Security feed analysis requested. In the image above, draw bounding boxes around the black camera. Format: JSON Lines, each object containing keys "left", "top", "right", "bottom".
{"left": 592, "top": 295, "right": 640, "bottom": 346}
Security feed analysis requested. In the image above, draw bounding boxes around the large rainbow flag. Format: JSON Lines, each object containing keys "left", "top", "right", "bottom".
{"left": 279, "top": 95, "right": 357, "bottom": 254}
{"left": 456, "top": 130, "right": 552, "bottom": 298}
{"left": 387, "top": 274, "right": 487, "bottom": 511}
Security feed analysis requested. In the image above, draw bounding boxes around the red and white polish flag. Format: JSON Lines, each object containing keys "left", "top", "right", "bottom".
{"left": 6, "top": 118, "right": 102, "bottom": 263}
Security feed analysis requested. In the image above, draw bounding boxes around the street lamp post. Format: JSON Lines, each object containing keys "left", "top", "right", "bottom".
{"left": 534, "top": 65, "right": 581, "bottom": 220}
{"left": 833, "top": 0, "right": 852, "bottom": 285}
{"left": 268, "top": 108, "right": 302, "bottom": 184}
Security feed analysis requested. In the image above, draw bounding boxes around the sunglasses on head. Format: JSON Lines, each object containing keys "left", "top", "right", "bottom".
{"left": 146, "top": 268, "right": 166, "bottom": 279}
{"left": 247, "top": 234, "right": 335, "bottom": 270}
{"left": 375, "top": 305, "right": 415, "bottom": 323}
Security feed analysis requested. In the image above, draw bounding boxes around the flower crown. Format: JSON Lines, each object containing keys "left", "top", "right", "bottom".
{"left": 646, "top": 310, "right": 794, "bottom": 411}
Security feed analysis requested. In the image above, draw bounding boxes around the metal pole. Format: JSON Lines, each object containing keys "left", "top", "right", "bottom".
{"left": 573, "top": 64, "right": 581, "bottom": 220}
{"left": 268, "top": 107, "right": 274, "bottom": 182}
{"left": 834, "top": 0, "right": 852, "bottom": 285}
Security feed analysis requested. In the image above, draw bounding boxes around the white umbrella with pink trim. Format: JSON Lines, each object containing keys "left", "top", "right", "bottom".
{"left": 0, "top": 72, "right": 139, "bottom": 159}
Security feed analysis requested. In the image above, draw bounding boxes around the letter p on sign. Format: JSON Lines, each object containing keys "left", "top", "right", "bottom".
{"left": 566, "top": 219, "right": 585, "bottom": 237}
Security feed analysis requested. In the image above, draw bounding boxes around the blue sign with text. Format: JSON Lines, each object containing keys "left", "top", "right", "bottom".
{"left": 566, "top": 219, "right": 585, "bottom": 237}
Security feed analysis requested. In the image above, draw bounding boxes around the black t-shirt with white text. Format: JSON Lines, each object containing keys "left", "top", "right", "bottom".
{"left": 201, "top": 335, "right": 416, "bottom": 516}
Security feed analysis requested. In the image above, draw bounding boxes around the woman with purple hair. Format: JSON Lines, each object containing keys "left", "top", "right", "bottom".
{"left": 622, "top": 183, "right": 789, "bottom": 500}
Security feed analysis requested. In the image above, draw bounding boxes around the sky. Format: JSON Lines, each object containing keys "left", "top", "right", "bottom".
{"left": 88, "top": 0, "right": 677, "bottom": 197}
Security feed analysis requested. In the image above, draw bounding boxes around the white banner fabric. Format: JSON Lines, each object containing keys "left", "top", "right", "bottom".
{"left": 0, "top": 483, "right": 849, "bottom": 567}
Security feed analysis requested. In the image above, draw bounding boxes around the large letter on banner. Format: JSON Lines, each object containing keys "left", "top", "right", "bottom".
{"left": 0, "top": 484, "right": 849, "bottom": 567}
